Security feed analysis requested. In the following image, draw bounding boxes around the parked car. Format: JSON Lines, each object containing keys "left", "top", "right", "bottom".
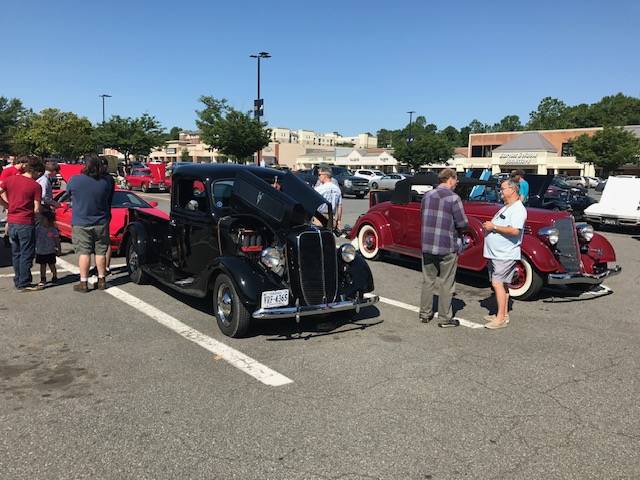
{"left": 370, "top": 173, "right": 408, "bottom": 190}
{"left": 564, "top": 176, "right": 592, "bottom": 189}
{"left": 585, "top": 176, "right": 601, "bottom": 188}
{"left": 583, "top": 176, "right": 640, "bottom": 228}
{"left": 353, "top": 169, "right": 385, "bottom": 185}
{"left": 124, "top": 164, "right": 378, "bottom": 337}
{"left": 53, "top": 188, "right": 168, "bottom": 254}
{"left": 349, "top": 174, "right": 620, "bottom": 300}
{"left": 595, "top": 179, "right": 607, "bottom": 192}
{"left": 294, "top": 166, "right": 370, "bottom": 198}
{"left": 525, "top": 175, "right": 596, "bottom": 219}
{"left": 125, "top": 165, "right": 170, "bottom": 193}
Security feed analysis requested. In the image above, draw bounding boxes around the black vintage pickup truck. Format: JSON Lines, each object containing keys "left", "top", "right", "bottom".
{"left": 123, "top": 164, "right": 378, "bottom": 337}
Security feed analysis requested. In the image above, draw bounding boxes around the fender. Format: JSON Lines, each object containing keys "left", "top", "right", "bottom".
{"left": 341, "top": 253, "right": 375, "bottom": 297}
{"left": 124, "top": 221, "right": 151, "bottom": 264}
{"left": 521, "top": 235, "right": 561, "bottom": 273}
{"left": 206, "top": 256, "right": 285, "bottom": 307}
{"left": 586, "top": 233, "right": 616, "bottom": 263}
{"left": 349, "top": 210, "right": 395, "bottom": 248}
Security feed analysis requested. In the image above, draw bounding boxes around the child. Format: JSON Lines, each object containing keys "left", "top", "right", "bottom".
{"left": 35, "top": 210, "right": 61, "bottom": 288}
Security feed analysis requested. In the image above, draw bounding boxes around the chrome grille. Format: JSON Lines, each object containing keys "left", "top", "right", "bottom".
{"left": 351, "top": 178, "right": 369, "bottom": 187}
{"left": 296, "top": 230, "right": 338, "bottom": 305}
{"left": 554, "top": 217, "right": 581, "bottom": 273}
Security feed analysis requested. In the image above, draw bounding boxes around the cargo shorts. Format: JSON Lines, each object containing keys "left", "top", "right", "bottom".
{"left": 488, "top": 259, "right": 517, "bottom": 284}
{"left": 72, "top": 224, "right": 110, "bottom": 256}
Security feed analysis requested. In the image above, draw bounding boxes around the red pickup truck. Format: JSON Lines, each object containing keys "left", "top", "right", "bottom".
{"left": 125, "top": 163, "right": 170, "bottom": 193}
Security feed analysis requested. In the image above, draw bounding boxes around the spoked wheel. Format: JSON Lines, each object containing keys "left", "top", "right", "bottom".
{"left": 126, "top": 242, "right": 147, "bottom": 284}
{"left": 357, "top": 224, "right": 381, "bottom": 260}
{"left": 213, "top": 274, "right": 251, "bottom": 338}
{"left": 508, "top": 257, "right": 543, "bottom": 300}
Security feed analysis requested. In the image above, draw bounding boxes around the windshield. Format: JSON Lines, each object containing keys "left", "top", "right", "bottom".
{"left": 331, "top": 167, "right": 351, "bottom": 176}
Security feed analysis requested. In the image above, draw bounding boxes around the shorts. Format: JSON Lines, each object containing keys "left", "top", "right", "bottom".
{"left": 72, "top": 224, "right": 110, "bottom": 255}
{"left": 488, "top": 259, "right": 517, "bottom": 284}
{"left": 36, "top": 253, "right": 57, "bottom": 265}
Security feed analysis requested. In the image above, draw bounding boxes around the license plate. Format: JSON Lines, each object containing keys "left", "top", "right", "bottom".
{"left": 261, "top": 289, "right": 289, "bottom": 309}
{"left": 603, "top": 218, "right": 617, "bottom": 225}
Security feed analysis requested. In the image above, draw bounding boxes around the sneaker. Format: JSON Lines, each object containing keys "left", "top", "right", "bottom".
{"left": 18, "top": 284, "right": 41, "bottom": 292}
{"left": 73, "top": 281, "right": 89, "bottom": 293}
{"left": 483, "top": 314, "right": 510, "bottom": 324}
{"left": 419, "top": 313, "right": 434, "bottom": 323}
{"left": 96, "top": 278, "right": 107, "bottom": 290}
{"left": 438, "top": 319, "right": 460, "bottom": 328}
{"left": 36, "top": 282, "right": 46, "bottom": 290}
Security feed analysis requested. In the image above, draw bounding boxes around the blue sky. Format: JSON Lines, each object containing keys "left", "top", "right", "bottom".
{"left": 3, "top": 0, "right": 639, "bottom": 134}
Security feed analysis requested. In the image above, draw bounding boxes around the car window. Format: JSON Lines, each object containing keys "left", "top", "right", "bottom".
{"left": 175, "top": 178, "right": 209, "bottom": 214}
{"left": 211, "top": 179, "right": 234, "bottom": 209}
{"left": 112, "top": 191, "right": 151, "bottom": 208}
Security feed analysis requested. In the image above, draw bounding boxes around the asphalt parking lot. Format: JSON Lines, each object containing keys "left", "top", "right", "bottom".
{"left": 1, "top": 193, "right": 639, "bottom": 479}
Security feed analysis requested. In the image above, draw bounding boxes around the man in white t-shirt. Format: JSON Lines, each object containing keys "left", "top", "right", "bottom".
{"left": 482, "top": 179, "right": 527, "bottom": 329}
{"left": 314, "top": 167, "right": 343, "bottom": 228}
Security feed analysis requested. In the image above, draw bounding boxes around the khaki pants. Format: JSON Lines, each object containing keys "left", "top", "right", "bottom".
{"left": 419, "top": 252, "right": 458, "bottom": 322}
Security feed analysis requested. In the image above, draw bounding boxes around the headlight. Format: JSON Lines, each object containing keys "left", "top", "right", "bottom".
{"left": 576, "top": 223, "right": 594, "bottom": 242}
{"left": 344, "top": 179, "right": 352, "bottom": 187}
{"left": 340, "top": 243, "right": 356, "bottom": 263}
{"left": 538, "top": 226, "right": 560, "bottom": 245}
{"left": 260, "top": 247, "right": 283, "bottom": 269}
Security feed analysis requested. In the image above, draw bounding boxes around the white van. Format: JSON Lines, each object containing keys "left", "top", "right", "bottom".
{"left": 583, "top": 176, "right": 640, "bottom": 227}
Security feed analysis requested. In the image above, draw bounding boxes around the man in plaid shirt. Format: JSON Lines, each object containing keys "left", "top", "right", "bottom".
{"left": 419, "top": 168, "right": 468, "bottom": 327}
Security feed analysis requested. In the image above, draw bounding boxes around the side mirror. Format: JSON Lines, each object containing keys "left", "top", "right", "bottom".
{"left": 148, "top": 201, "right": 158, "bottom": 207}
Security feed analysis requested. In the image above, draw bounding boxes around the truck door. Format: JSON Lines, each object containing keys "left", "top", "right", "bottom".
{"left": 170, "top": 178, "right": 215, "bottom": 281}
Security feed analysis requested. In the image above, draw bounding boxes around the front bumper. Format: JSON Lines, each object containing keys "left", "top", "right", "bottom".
{"left": 583, "top": 214, "right": 640, "bottom": 227}
{"left": 547, "top": 265, "right": 622, "bottom": 285}
{"left": 252, "top": 293, "right": 379, "bottom": 319}
{"left": 343, "top": 186, "right": 369, "bottom": 196}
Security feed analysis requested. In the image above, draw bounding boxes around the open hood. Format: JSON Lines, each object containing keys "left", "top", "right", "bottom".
{"left": 231, "top": 170, "right": 329, "bottom": 228}
{"left": 58, "top": 163, "right": 84, "bottom": 183}
{"left": 147, "top": 163, "right": 166, "bottom": 183}
{"left": 524, "top": 174, "right": 555, "bottom": 208}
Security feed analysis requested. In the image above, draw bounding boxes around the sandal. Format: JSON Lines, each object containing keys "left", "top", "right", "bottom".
{"left": 36, "top": 282, "right": 46, "bottom": 290}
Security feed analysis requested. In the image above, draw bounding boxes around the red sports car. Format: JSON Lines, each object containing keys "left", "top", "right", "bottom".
{"left": 348, "top": 175, "right": 620, "bottom": 300}
{"left": 53, "top": 188, "right": 169, "bottom": 255}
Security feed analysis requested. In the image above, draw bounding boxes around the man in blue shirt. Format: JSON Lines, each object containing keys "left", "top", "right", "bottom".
{"left": 510, "top": 169, "right": 529, "bottom": 203}
{"left": 67, "top": 155, "right": 114, "bottom": 292}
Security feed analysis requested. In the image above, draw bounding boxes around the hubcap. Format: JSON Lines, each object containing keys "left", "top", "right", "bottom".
{"left": 511, "top": 262, "right": 526, "bottom": 289}
{"left": 129, "top": 248, "right": 139, "bottom": 273}
{"left": 363, "top": 231, "right": 377, "bottom": 252}
{"left": 217, "top": 286, "right": 233, "bottom": 327}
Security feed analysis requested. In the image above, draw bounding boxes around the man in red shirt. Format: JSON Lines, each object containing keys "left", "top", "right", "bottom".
{"left": 0, "top": 156, "right": 45, "bottom": 291}
{"left": 0, "top": 157, "right": 27, "bottom": 180}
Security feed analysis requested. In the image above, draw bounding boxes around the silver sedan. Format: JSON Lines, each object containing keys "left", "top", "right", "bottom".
{"left": 370, "top": 173, "right": 408, "bottom": 190}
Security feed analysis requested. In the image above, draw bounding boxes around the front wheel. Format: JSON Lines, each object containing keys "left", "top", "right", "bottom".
{"left": 141, "top": 183, "right": 149, "bottom": 193}
{"left": 126, "top": 241, "right": 147, "bottom": 284}
{"left": 213, "top": 274, "right": 251, "bottom": 338}
{"left": 371, "top": 182, "right": 379, "bottom": 189}
{"left": 508, "top": 257, "right": 543, "bottom": 300}
{"left": 357, "top": 224, "right": 381, "bottom": 260}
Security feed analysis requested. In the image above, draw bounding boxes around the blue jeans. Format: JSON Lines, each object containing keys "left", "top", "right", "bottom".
{"left": 8, "top": 224, "right": 35, "bottom": 288}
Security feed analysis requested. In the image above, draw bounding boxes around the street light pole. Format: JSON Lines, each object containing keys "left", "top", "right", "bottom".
{"left": 99, "top": 94, "right": 112, "bottom": 124}
{"left": 250, "top": 51, "right": 270, "bottom": 165}
{"left": 407, "top": 111, "right": 415, "bottom": 172}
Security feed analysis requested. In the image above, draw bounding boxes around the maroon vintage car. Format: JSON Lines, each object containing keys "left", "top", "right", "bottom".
{"left": 348, "top": 175, "right": 620, "bottom": 300}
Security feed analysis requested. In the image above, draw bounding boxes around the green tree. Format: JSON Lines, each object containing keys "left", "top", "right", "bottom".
{"left": 12, "top": 108, "right": 95, "bottom": 159}
{"left": 94, "top": 113, "right": 164, "bottom": 164}
{"left": 393, "top": 134, "right": 454, "bottom": 171}
{"left": 492, "top": 115, "right": 522, "bottom": 132}
{"left": 467, "top": 119, "right": 489, "bottom": 134}
{"left": 180, "top": 148, "right": 191, "bottom": 162}
{"left": 571, "top": 126, "right": 640, "bottom": 176}
{"left": 0, "top": 97, "right": 30, "bottom": 155}
{"left": 168, "top": 126, "right": 183, "bottom": 140}
{"left": 527, "top": 97, "right": 570, "bottom": 130}
{"left": 196, "top": 96, "right": 271, "bottom": 163}
{"left": 441, "top": 125, "right": 460, "bottom": 144}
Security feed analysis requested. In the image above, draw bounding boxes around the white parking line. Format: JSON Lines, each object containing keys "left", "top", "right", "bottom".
{"left": 55, "top": 257, "right": 293, "bottom": 387}
{"left": 0, "top": 267, "right": 70, "bottom": 278}
{"left": 138, "top": 193, "right": 170, "bottom": 202}
{"left": 378, "top": 296, "right": 485, "bottom": 329}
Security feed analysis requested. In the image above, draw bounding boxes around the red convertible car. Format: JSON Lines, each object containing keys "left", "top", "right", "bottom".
{"left": 125, "top": 162, "right": 170, "bottom": 193}
{"left": 348, "top": 175, "right": 620, "bottom": 300}
{"left": 53, "top": 188, "right": 169, "bottom": 254}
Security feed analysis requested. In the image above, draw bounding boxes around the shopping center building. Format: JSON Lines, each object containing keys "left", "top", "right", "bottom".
{"left": 455, "top": 126, "right": 640, "bottom": 176}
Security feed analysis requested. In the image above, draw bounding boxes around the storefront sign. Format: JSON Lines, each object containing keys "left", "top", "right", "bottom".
{"left": 165, "top": 147, "right": 177, "bottom": 154}
{"left": 497, "top": 152, "right": 537, "bottom": 165}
